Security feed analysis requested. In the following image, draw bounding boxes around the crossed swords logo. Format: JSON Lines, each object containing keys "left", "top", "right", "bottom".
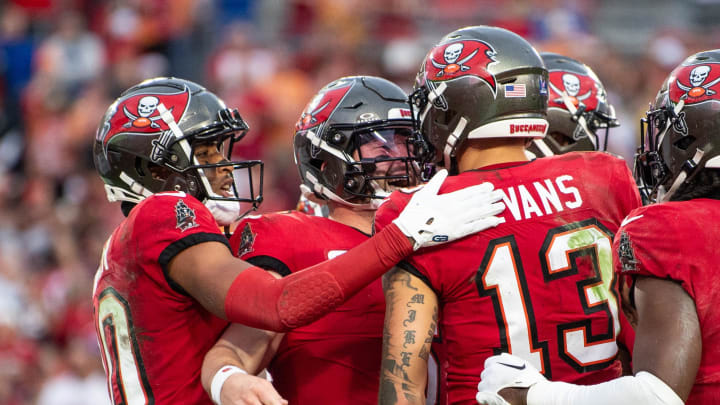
{"left": 298, "top": 100, "right": 330, "bottom": 128}
{"left": 122, "top": 96, "right": 173, "bottom": 129}
{"left": 430, "top": 43, "right": 479, "bottom": 77}
{"left": 676, "top": 65, "right": 720, "bottom": 99}
{"left": 548, "top": 73, "right": 592, "bottom": 107}
{"left": 300, "top": 99, "right": 332, "bottom": 160}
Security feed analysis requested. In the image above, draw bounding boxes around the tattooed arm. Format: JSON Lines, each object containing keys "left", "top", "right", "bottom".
{"left": 379, "top": 266, "right": 438, "bottom": 405}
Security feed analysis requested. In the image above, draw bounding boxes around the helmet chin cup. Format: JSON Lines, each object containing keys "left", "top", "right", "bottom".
{"left": 204, "top": 198, "right": 242, "bottom": 226}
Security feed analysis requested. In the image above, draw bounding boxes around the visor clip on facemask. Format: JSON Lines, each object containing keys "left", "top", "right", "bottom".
{"left": 331, "top": 132, "right": 346, "bottom": 146}
{"left": 570, "top": 105, "right": 587, "bottom": 123}
{"left": 344, "top": 173, "right": 365, "bottom": 194}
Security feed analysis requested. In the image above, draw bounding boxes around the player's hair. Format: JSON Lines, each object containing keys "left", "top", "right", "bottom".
{"left": 671, "top": 169, "right": 720, "bottom": 201}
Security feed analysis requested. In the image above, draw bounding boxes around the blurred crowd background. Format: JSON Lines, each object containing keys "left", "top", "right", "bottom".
{"left": 1, "top": 0, "right": 718, "bottom": 403}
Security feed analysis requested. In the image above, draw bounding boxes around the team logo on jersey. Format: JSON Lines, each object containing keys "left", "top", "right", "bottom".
{"left": 295, "top": 79, "right": 353, "bottom": 131}
{"left": 617, "top": 231, "right": 639, "bottom": 272}
{"left": 237, "top": 223, "right": 256, "bottom": 257}
{"left": 669, "top": 63, "right": 720, "bottom": 104}
{"left": 175, "top": 200, "right": 198, "bottom": 232}
{"left": 547, "top": 70, "right": 601, "bottom": 112}
{"left": 424, "top": 40, "right": 498, "bottom": 94}
{"left": 97, "top": 87, "right": 191, "bottom": 147}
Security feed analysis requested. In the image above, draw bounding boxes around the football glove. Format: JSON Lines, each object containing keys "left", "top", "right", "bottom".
{"left": 477, "top": 353, "right": 547, "bottom": 395}
{"left": 393, "top": 169, "right": 505, "bottom": 250}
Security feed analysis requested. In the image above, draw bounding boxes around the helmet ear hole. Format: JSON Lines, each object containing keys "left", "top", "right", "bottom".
{"left": 135, "top": 157, "right": 147, "bottom": 178}
{"left": 548, "top": 131, "right": 573, "bottom": 147}
{"left": 673, "top": 135, "right": 696, "bottom": 151}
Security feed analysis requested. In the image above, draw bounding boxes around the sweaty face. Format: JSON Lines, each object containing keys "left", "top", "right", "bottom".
{"left": 356, "top": 127, "right": 419, "bottom": 192}
{"left": 193, "top": 140, "right": 234, "bottom": 197}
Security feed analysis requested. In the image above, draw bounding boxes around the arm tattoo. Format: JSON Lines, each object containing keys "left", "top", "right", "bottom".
{"left": 403, "top": 330, "right": 416, "bottom": 348}
{"left": 380, "top": 267, "right": 435, "bottom": 404}
{"left": 397, "top": 271, "right": 419, "bottom": 291}
{"left": 403, "top": 309, "right": 416, "bottom": 327}
{"left": 401, "top": 351, "right": 412, "bottom": 367}
{"left": 418, "top": 345, "right": 429, "bottom": 361}
{"left": 407, "top": 293, "right": 424, "bottom": 306}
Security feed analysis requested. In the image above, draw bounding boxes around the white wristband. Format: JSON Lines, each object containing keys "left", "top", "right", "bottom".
{"left": 210, "top": 365, "right": 248, "bottom": 405}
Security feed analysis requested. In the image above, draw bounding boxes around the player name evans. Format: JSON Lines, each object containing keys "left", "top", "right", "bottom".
{"left": 496, "top": 174, "right": 582, "bottom": 223}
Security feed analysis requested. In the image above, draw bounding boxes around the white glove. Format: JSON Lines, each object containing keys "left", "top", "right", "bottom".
{"left": 477, "top": 353, "right": 547, "bottom": 399}
{"left": 475, "top": 391, "right": 511, "bottom": 405}
{"left": 393, "top": 169, "right": 505, "bottom": 250}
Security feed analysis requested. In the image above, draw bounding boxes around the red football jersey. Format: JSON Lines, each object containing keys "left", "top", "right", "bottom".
{"left": 229, "top": 211, "right": 383, "bottom": 404}
{"left": 375, "top": 152, "right": 641, "bottom": 403}
{"left": 93, "top": 192, "right": 230, "bottom": 405}
{"left": 614, "top": 199, "right": 720, "bottom": 404}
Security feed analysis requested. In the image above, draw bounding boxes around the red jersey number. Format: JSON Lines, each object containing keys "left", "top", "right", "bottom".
{"left": 94, "top": 239, "right": 153, "bottom": 405}
{"left": 477, "top": 219, "right": 620, "bottom": 378}
{"left": 96, "top": 288, "right": 154, "bottom": 405}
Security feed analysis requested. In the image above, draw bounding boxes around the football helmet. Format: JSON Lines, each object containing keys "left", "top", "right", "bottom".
{"left": 293, "top": 76, "right": 422, "bottom": 209}
{"left": 527, "top": 53, "right": 619, "bottom": 158}
{"left": 93, "top": 77, "right": 263, "bottom": 224}
{"left": 636, "top": 50, "right": 720, "bottom": 202}
{"left": 409, "top": 25, "right": 548, "bottom": 171}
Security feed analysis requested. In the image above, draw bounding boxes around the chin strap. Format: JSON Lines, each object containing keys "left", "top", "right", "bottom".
{"left": 530, "top": 139, "right": 554, "bottom": 157}
{"left": 158, "top": 103, "right": 244, "bottom": 223}
{"left": 654, "top": 100, "right": 689, "bottom": 202}
{"left": 659, "top": 147, "right": 704, "bottom": 202}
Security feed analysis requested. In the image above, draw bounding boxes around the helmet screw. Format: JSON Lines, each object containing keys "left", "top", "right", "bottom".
{"left": 174, "top": 184, "right": 181, "bottom": 191}
{"left": 170, "top": 154, "right": 178, "bottom": 162}
{"left": 333, "top": 133, "right": 343, "bottom": 144}
{"left": 346, "top": 179, "right": 356, "bottom": 188}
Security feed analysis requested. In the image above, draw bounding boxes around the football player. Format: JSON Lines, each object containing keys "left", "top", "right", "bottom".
{"left": 201, "top": 76, "right": 456, "bottom": 404}
{"left": 91, "top": 77, "right": 506, "bottom": 404}
{"left": 476, "top": 50, "right": 720, "bottom": 405}
{"left": 375, "top": 26, "right": 642, "bottom": 404}
{"left": 531, "top": 52, "right": 635, "bottom": 371}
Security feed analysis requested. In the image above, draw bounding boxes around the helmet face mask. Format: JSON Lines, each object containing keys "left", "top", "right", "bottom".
{"left": 294, "top": 76, "right": 422, "bottom": 209}
{"left": 528, "top": 53, "right": 619, "bottom": 158}
{"left": 346, "top": 126, "right": 420, "bottom": 197}
{"left": 94, "top": 77, "right": 263, "bottom": 222}
{"left": 636, "top": 103, "right": 674, "bottom": 201}
{"left": 410, "top": 26, "right": 549, "bottom": 172}
{"left": 635, "top": 50, "right": 720, "bottom": 203}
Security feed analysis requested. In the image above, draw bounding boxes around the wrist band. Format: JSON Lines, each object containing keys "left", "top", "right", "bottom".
{"left": 210, "top": 365, "right": 247, "bottom": 404}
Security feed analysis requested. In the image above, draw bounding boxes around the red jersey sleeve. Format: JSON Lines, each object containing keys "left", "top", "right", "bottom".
{"left": 614, "top": 203, "right": 694, "bottom": 298}
{"left": 131, "top": 192, "right": 230, "bottom": 293}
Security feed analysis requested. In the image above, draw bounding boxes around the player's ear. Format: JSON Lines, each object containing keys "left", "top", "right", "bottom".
{"left": 149, "top": 163, "right": 171, "bottom": 181}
